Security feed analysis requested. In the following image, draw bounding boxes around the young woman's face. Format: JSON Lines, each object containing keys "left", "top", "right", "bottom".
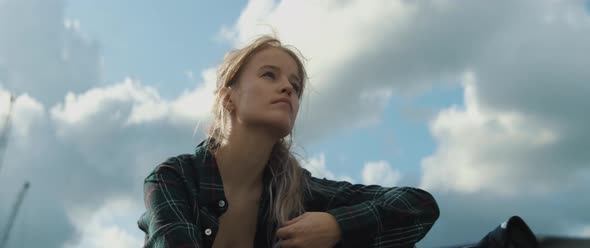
{"left": 229, "top": 47, "right": 303, "bottom": 138}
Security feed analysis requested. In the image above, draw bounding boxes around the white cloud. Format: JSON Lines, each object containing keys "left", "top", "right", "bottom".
{"left": 63, "top": 197, "right": 143, "bottom": 248}
{"left": 50, "top": 71, "right": 217, "bottom": 139}
{"left": 51, "top": 78, "right": 164, "bottom": 127}
{"left": 420, "top": 0, "right": 590, "bottom": 195}
{"left": 0, "top": 80, "right": 216, "bottom": 247}
{"left": 0, "top": 87, "right": 45, "bottom": 141}
{"left": 362, "top": 160, "right": 401, "bottom": 187}
{"left": 301, "top": 153, "right": 332, "bottom": 179}
{"left": 0, "top": 87, "right": 158, "bottom": 248}
{"left": 64, "top": 19, "right": 81, "bottom": 32}
{"left": 169, "top": 67, "right": 218, "bottom": 126}
{"left": 301, "top": 154, "right": 402, "bottom": 186}
{"left": 420, "top": 73, "right": 567, "bottom": 195}
{"left": 301, "top": 153, "right": 355, "bottom": 183}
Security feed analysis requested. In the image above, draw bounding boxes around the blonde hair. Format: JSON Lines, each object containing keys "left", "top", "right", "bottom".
{"left": 205, "top": 35, "right": 310, "bottom": 247}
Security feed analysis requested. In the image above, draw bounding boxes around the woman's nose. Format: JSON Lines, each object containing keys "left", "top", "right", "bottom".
{"left": 280, "top": 79, "right": 293, "bottom": 95}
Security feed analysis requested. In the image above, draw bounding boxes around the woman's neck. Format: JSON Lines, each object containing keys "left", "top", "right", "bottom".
{"left": 214, "top": 124, "right": 277, "bottom": 194}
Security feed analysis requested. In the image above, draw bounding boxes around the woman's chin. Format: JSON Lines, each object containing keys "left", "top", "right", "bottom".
{"left": 266, "top": 120, "right": 293, "bottom": 138}
{"left": 246, "top": 113, "right": 295, "bottom": 138}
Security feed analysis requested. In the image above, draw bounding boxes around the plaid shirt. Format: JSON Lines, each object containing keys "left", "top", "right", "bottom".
{"left": 138, "top": 139, "right": 439, "bottom": 248}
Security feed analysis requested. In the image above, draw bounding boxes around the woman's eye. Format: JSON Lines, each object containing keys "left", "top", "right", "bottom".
{"left": 292, "top": 83, "right": 301, "bottom": 93}
{"left": 262, "top": 71, "right": 276, "bottom": 79}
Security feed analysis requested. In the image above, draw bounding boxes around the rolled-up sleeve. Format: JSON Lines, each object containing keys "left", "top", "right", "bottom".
{"left": 304, "top": 169, "right": 439, "bottom": 248}
{"left": 138, "top": 161, "right": 203, "bottom": 248}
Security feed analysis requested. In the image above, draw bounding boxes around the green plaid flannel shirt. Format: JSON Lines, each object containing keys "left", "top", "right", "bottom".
{"left": 138, "top": 139, "right": 439, "bottom": 248}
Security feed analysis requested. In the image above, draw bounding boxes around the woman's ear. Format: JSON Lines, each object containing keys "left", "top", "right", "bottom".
{"left": 220, "top": 86, "right": 234, "bottom": 112}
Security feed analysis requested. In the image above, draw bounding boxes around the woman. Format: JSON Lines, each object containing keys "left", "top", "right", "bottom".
{"left": 137, "top": 35, "right": 440, "bottom": 248}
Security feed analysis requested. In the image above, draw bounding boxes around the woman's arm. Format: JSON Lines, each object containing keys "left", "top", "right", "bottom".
{"left": 138, "top": 158, "right": 204, "bottom": 248}
{"left": 303, "top": 169, "right": 440, "bottom": 248}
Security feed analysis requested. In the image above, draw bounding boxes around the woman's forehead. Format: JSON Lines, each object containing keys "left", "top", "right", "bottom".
{"left": 247, "top": 47, "right": 300, "bottom": 74}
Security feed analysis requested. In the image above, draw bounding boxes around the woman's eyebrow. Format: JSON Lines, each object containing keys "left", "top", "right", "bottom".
{"left": 259, "top": 64, "right": 301, "bottom": 83}
{"left": 259, "top": 64, "right": 280, "bottom": 71}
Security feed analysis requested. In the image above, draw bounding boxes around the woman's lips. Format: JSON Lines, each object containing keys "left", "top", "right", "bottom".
{"left": 273, "top": 101, "right": 292, "bottom": 111}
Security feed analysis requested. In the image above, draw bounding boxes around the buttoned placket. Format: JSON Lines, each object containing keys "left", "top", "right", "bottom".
{"left": 203, "top": 197, "right": 268, "bottom": 246}
{"left": 201, "top": 198, "right": 228, "bottom": 245}
{"left": 200, "top": 207, "right": 218, "bottom": 245}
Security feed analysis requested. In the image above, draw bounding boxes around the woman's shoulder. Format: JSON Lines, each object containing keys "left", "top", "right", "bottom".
{"left": 143, "top": 141, "right": 211, "bottom": 181}
{"left": 144, "top": 153, "right": 198, "bottom": 181}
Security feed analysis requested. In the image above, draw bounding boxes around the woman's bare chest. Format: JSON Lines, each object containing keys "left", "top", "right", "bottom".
{"left": 212, "top": 197, "right": 261, "bottom": 248}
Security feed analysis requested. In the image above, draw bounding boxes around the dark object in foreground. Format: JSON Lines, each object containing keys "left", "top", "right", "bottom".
{"left": 470, "top": 216, "right": 539, "bottom": 248}
{"left": 443, "top": 215, "right": 590, "bottom": 248}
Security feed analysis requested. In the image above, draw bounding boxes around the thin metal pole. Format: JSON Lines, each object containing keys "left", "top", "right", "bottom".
{"left": 0, "top": 181, "right": 30, "bottom": 248}
{"left": 0, "top": 94, "right": 15, "bottom": 175}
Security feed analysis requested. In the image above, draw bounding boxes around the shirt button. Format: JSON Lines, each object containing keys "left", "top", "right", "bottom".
{"left": 218, "top": 200, "right": 226, "bottom": 208}
{"left": 205, "top": 228, "right": 212, "bottom": 236}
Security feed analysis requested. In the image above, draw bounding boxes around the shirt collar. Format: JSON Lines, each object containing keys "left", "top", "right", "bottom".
{"left": 194, "top": 138, "right": 226, "bottom": 211}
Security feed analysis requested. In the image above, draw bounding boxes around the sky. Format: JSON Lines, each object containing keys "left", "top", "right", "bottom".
{"left": 0, "top": 0, "right": 589, "bottom": 247}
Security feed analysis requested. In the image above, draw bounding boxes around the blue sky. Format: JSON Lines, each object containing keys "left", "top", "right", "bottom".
{"left": 1, "top": 0, "right": 590, "bottom": 247}
{"left": 65, "top": 0, "right": 245, "bottom": 98}
{"left": 305, "top": 86, "right": 463, "bottom": 185}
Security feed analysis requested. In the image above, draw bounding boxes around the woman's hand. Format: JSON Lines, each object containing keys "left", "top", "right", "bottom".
{"left": 276, "top": 212, "right": 342, "bottom": 248}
